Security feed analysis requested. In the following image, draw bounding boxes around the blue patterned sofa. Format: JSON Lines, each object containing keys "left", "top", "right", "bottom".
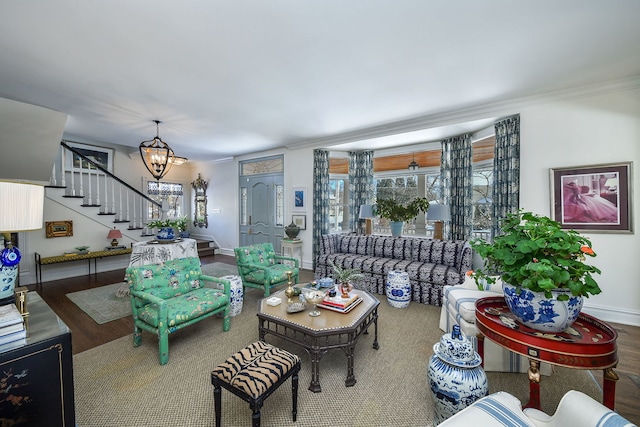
{"left": 315, "top": 234, "right": 472, "bottom": 306}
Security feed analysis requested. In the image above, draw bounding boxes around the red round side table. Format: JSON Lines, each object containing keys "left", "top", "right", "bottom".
{"left": 475, "top": 296, "right": 618, "bottom": 410}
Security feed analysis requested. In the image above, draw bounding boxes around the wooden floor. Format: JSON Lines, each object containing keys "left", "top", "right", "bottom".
{"left": 28, "top": 254, "right": 640, "bottom": 424}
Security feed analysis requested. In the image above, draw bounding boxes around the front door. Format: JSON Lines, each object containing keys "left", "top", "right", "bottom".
{"left": 239, "top": 174, "right": 284, "bottom": 249}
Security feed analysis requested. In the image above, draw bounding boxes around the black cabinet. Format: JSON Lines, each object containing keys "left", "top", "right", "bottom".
{"left": 0, "top": 293, "right": 75, "bottom": 427}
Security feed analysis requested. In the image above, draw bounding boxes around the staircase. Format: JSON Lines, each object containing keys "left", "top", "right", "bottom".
{"left": 47, "top": 141, "right": 163, "bottom": 238}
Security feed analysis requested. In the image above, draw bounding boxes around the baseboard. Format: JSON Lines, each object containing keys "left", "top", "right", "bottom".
{"left": 582, "top": 303, "right": 640, "bottom": 327}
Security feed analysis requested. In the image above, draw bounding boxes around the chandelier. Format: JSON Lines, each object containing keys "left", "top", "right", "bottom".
{"left": 139, "top": 120, "right": 176, "bottom": 180}
{"left": 408, "top": 152, "right": 420, "bottom": 171}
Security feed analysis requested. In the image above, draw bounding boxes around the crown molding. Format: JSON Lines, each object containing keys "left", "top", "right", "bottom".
{"left": 287, "top": 76, "right": 640, "bottom": 150}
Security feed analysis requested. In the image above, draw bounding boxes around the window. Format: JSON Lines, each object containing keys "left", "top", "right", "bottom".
{"left": 147, "top": 181, "right": 184, "bottom": 220}
{"left": 472, "top": 162, "right": 493, "bottom": 239}
{"left": 329, "top": 177, "right": 348, "bottom": 232}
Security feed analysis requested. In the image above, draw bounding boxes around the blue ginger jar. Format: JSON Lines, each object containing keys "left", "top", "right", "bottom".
{"left": 427, "top": 325, "right": 488, "bottom": 425}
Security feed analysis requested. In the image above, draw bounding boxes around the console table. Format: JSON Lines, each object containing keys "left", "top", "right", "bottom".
{"left": 475, "top": 296, "right": 619, "bottom": 410}
{"left": 0, "top": 292, "right": 75, "bottom": 426}
{"left": 35, "top": 248, "right": 132, "bottom": 288}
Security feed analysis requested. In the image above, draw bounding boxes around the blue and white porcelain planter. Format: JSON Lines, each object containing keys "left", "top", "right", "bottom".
{"left": 502, "top": 282, "right": 583, "bottom": 333}
{"left": 427, "top": 325, "right": 488, "bottom": 425}
{"left": 386, "top": 270, "right": 411, "bottom": 308}
{"left": 156, "top": 227, "right": 176, "bottom": 241}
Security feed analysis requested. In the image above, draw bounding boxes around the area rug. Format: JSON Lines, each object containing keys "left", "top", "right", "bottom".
{"left": 73, "top": 288, "right": 602, "bottom": 427}
{"left": 66, "top": 283, "right": 132, "bottom": 325}
{"left": 67, "top": 263, "right": 240, "bottom": 324}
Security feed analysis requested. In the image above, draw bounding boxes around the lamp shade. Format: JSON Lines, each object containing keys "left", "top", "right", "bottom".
{"left": 359, "top": 204, "right": 375, "bottom": 219}
{"left": 0, "top": 181, "right": 44, "bottom": 231}
{"left": 107, "top": 228, "right": 123, "bottom": 239}
{"left": 0, "top": 181, "right": 44, "bottom": 304}
{"left": 427, "top": 204, "right": 451, "bottom": 222}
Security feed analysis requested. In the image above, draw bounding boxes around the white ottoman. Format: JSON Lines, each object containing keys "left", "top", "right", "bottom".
{"left": 386, "top": 270, "right": 411, "bottom": 308}
{"left": 219, "top": 275, "right": 244, "bottom": 317}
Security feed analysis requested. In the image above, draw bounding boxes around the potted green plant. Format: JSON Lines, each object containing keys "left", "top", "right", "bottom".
{"left": 470, "top": 210, "right": 601, "bottom": 332}
{"left": 146, "top": 216, "right": 190, "bottom": 240}
{"left": 375, "top": 197, "right": 430, "bottom": 236}
{"left": 328, "top": 259, "right": 364, "bottom": 297}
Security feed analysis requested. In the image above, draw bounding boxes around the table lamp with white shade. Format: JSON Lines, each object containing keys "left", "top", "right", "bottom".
{"left": 359, "top": 204, "right": 375, "bottom": 235}
{"left": 427, "top": 203, "right": 450, "bottom": 240}
{"left": 0, "top": 182, "right": 44, "bottom": 304}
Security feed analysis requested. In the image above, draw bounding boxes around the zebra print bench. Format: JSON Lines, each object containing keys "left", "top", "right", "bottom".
{"left": 211, "top": 341, "right": 301, "bottom": 427}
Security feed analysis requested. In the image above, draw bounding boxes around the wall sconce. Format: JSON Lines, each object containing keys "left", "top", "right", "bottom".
{"left": 427, "top": 203, "right": 451, "bottom": 240}
{"left": 359, "top": 204, "right": 375, "bottom": 235}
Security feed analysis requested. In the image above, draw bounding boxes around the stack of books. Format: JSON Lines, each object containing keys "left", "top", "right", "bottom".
{"left": 318, "top": 292, "right": 363, "bottom": 313}
{"left": 0, "top": 303, "right": 26, "bottom": 346}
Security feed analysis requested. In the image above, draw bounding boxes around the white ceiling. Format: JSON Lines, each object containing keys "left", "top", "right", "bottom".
{"left": 1, "top": 1, "right": 639, "bottom": 162}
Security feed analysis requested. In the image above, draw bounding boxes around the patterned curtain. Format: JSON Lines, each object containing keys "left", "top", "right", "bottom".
{"left": 441, "top": 134, "right": 473, "bottom": 240}
{"left": 348, "top": 150, "right": 374, "bottom": 232}
{"left": 491, "top": 115, "right": 520, "bottom": 237}
{"left": 312, "top": 150, "right": 331, "bottom": 269}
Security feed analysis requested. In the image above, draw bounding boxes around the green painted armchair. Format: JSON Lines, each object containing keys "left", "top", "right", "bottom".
{"left": 125, "top": 257, "right": 231, "bottom": 365}
{"left": 234, "top": 242, "right": 299, "bottom": 297}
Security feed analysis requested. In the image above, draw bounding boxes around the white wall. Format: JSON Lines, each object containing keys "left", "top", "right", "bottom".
{"left": 16, "top": 83, "right": 640, "bottom": 326}
{"left": 518, "top": 86, "right": 640, "bottom": 326}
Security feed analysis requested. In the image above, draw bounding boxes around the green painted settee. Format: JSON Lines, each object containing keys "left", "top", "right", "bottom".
{"left": 234, "top": 242, "right": 299, "bottom": 297}
{"left": 125, "top": 256, "right": 231, "bottom": 365}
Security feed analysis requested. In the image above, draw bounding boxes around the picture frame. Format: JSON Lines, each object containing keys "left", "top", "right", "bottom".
{"left": 292, "top": 186, "right": 306, "bottom": 212}
{"left": 550, "top": 162, "right": 633, "bottom": 233}
{"left": 292, "top": 214, "right": 306, "bottom": 230}
{"left": 65, "top": 141, "right": 114, "bottom": 172}
{"left": 45, "top": 220, "right": 74, "bottom": 238}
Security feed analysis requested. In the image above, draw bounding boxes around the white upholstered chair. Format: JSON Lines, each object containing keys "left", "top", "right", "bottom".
{"left": 439, "top": 275, "right": 552, "bottom": 375}
{"left": 437, "top": 390, "right": 636, "bottom": 427}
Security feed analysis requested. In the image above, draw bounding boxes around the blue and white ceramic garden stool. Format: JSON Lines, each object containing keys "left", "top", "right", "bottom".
{"left": 386, "top": 270, "right": 411, "bottom": 308}
{"left": 219, "top": 275, "right": 244, "bottom": 317}
{"left": 427, "top": 325, "right": 488, "bottom": 425}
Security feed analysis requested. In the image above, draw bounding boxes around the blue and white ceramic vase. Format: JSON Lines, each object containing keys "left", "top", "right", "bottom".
{"left": 427, "top": 325, "right": 488, "bottom": 425}
{"left": 386, "top": 270, "right": 410, "bottom": 308}
{"left": 219, "top": 275, "right": 244, "bottom": 317}
{"left": 502, "top": 282, "right": 583, "bottom": 333}
{"left": 156, "top": 227, "right": 176, "bottom": 241}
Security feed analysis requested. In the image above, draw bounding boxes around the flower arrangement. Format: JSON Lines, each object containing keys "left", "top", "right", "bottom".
{"left": 470, "top": 210, "right": 601, "bottom": 300}
{"left": 146, "top": 215, "right": 190, "bottom": 232}
{"left": 375, "top": 197, "right": 430, "bottom": 222}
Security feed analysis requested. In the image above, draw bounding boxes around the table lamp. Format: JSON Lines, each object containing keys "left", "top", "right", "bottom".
{"left": 427, "top": 203, "right": 450, "bottom": 240}
{"left": 107, "top": 227, "right": 123, "bottom": 247}
{"left": 359, "top": 204, "right": 375, "bottom": 235}
{"left": 0, "top": 181, "right": 44, "bottom": 305}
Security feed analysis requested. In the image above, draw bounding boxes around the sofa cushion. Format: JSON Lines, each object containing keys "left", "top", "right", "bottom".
{"left": 370, "top": 236, "right": 413, "bottom": 260}
{"left": 361, "top": 257, "right": 413, "bottom": 276}
{"left": 234, "top": 243, "right": 277, "bottom": 277}
{"left": 338, "top": 235, "right": 371, "bottom": 255}
{"left": 127, "top": 257, "right": 204, "bottom": 301}
{"left": 413, "top": 239, "right": 467, "bottom": 269}
{"left": 136, "top": 287, "right": 229, "bottom": 328}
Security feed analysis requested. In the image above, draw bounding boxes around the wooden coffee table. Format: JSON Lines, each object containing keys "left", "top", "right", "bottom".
{"left": 257, "top": 288, "right": 380, "bottom": 392}
{"left": 475, "top": 296, "right": 619, "bottom": 410}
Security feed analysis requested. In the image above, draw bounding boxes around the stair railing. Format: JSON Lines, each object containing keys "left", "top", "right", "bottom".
{"left": 50, "top": 141, "right": 162, "bottom": 230}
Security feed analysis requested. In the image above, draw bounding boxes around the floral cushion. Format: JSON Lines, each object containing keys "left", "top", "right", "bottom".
{"left": 233, "top": 243, "right": 277, "bottom": 275}
{"left": 126, "top": 257, "right": 205, "bottom": 305}
{"left": 136, "top": 287, "right": 229, "bottom": 328}
{"left": 244, "top": 263, "right": 296, "bottom": 285}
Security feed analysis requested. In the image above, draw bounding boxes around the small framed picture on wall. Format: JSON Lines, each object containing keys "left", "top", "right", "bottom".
{"left": 292, "top": 187, "right": 306, "bottom": 212}
{"left": 292, "top": 214, "right": 306, "bottom": 230}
